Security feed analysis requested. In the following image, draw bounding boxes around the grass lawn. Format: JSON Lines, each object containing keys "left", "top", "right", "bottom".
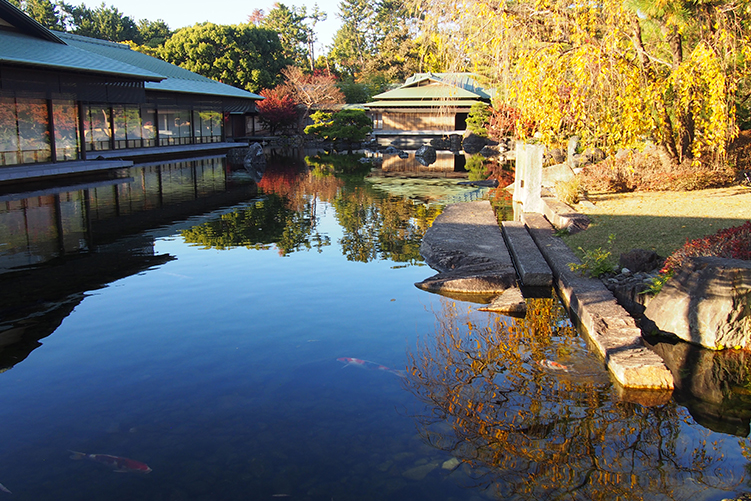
{"left": 562, "top": 186, "right": 751, "bottom": 268}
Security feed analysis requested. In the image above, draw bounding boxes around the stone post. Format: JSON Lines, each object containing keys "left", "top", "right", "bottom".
{"left": 513, "top": 142, "right": 544, "bottom": 219}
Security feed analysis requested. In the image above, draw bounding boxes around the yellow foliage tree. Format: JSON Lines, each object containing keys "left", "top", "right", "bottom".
{"left": 413, "top": 0, "right": 751, "bottom": 166}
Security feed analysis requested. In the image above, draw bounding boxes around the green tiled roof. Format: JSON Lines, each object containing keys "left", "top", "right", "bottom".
{"left": 57, "top": 32, "right": 263, "bottom": 101}
{"left": 0, "top": 29, "right": 164, "bottom": 81}
{"left": 364, "top": 99, "right": 482, "bottom": 109}
{"left": 368, "top": 73, "right": 493, "bottom": 107}
{"left": 371, "top": 86, "right": 484, "bottom": 101}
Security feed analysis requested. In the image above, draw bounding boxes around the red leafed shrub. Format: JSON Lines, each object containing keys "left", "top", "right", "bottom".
{"left": 487, "top": 104, "right": 534, "bottom": 140}
{"left": 257, "top": 87, "right": 299, "bottom": 135}
{"left": 662, "top": 221, "right": 751, "bottom": 273}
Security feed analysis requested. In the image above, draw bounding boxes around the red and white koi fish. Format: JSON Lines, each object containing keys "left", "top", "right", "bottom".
{"left": 537, "top": 359, "right": 569, "bottom": 372}
{"left": 69, "top": 451, "right": 152, "bottom": 473}
{"left": 337, "top": 357, "right": 406, "bottom": 378}
{"left": 0, "top": 482, "right": 10, "bottom": 494}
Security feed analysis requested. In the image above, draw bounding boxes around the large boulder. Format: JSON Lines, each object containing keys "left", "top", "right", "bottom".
{"left": 415, "top": 145, "right": 437, "bottom": 165}
{"left": 462, "top": 133, "right": 489, "bottom": 155}
{"left": 648, "top": 338, "right": 751, "bottom": 436}
{"left": 243, "top": 143, "right": 267, "bottom": 182}
{"left": 643, "top": 257, "right": 751, "bottom": 349}
{"left": 619, "top": 248, "right": 662, "bottom": 273}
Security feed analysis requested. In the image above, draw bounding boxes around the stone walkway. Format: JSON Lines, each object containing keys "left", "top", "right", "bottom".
{"left": 417, "top": 199, "right": 675, "bottom": 395}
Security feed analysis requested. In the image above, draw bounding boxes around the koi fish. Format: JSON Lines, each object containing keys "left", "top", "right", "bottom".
{"left": 337, "top": 357, "right": 405, "bottom": 378}
{"left": 0, "top": 482, "right": 10, "bottom": 494}
{"left": 537, "top": 359, "right": 569, "bottom": 372}
{"left": 69, "top": 451, "right": 152, "bottom": 473}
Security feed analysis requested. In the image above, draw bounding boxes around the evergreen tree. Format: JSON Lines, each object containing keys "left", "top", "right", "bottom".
{"left": 159, "top": 23, "right": 291, "bottom": 93}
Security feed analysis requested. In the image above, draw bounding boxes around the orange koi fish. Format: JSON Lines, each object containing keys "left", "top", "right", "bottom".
{"left": 337, "top": 357, "right": 405, "bottom": 378}
{"left": 69, "top": 451, "right": 152, "bottom": 473}
{"left": 537, "top": 359, "right": 569, "bottom": 372}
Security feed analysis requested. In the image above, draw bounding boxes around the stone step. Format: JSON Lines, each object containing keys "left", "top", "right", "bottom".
{"left": 501, "top": 221, "right": 553, "bottom": 287}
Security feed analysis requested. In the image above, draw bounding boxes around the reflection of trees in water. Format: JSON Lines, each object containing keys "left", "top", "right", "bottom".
{"left": 180, "top": 193, "right": 330, "bottom": 255}
{"left": 405, "top": 298, "right": 744, "bottom": 500}
{"left": 303, "top": 151, "right": 444, "bottom": 264}
{"left": 333, "top": 187, "right": 442, "bottom": 264}
{"left": 181, "top": 155, "right": 344, "bottom": 256}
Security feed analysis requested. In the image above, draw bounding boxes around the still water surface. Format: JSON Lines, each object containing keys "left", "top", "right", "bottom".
{"left": 0, "top": 152, "right": 750, "bottom": 500}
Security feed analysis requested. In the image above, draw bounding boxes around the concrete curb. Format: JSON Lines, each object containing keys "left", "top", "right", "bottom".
{"left": 521, "top": 211, "right": 674, "bottom": 391}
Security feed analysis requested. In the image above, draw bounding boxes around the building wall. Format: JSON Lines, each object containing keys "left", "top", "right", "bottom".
{"left": 381, "top": 111, "right": 457, "bottom": 132}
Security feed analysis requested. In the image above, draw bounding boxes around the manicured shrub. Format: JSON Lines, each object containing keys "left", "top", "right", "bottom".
{"left": 661, "top": 220, "right": 751, "bottom": 273}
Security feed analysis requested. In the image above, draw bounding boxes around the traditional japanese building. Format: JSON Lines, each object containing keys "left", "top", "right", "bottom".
{"left": 0, "top": 0, "right": 263, "bottom": 181}
{"left": 364, "top": 73, "right": 493, "bottom": 136}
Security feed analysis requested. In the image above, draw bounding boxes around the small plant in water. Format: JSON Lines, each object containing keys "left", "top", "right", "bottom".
{"left": 568, "top": 234, "right": 617, "bottom": 278}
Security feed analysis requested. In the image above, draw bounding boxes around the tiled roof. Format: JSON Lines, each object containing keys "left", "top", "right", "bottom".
{"left": 0, "top": 29, "right": 164, "bottom": 81}
{"left": 57, "top": 32, "right": 263, "bottom": 101}
{"left": 0, "top": 0, "right": 262, "bottom": 102}
{"left": 369, "top": 73, "right": 493, "bottom": 104}
{"left": 364, "top": 99, "right": 483, "bottom": 109}
{"left": 371, "top": 85, "right": 485, "bottom": 101}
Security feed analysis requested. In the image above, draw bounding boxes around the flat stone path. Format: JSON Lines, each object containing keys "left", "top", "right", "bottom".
{"left": 416, "top": 199, "right": 675, "bottom": 394}
{"left": 415, "top": 201, "right": 517, "bottom": 294}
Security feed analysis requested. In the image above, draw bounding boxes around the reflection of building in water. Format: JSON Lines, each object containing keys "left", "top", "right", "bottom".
{"left": 377, "top": 152, "right": 467, "bottom": 176}
{"left": 0, "top": 157, "right": 258, "bottom": 371}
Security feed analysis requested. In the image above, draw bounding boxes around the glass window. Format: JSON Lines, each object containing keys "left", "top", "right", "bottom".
{"left": 125, "top": 106, "right": 142, "bottom": 148}
{"left": 209, "top": 111, "right": 223, "bottom": 142}
{"left": 142, "top": 108, "right": 156, "bottom": 147}
{"left": 16, "top": 98, "right": 51, "bottom": 163}
{"left": 53, "top": 100, "right": 79, "bottom": 161}
{"left": 0, "top": 95, "right": 19, "bottom": 165}
{"left": 85, "top": 105, "right": 112, "bottom": 151}
{"left": 158, "top": 109, "right": 176, "bottom": 146}
{"left": 113, "top": 105, "right": 127, "bottom": 148}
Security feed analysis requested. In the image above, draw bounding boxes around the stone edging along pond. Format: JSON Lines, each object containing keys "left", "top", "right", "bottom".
{"left": 521, "top": 207, "right": 675, "bottom": 397}
{"left": 417, "top": 198, "right": 675, "bottom": 400}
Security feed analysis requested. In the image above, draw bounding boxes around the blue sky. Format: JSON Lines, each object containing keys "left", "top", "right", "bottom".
{"left": 92, "top": 0, "right": 342, "bottom": 51}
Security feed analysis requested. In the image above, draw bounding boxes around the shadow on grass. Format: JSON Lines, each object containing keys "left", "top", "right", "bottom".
{"left": 563, "top": 214, "right": 751, "bottom": 264}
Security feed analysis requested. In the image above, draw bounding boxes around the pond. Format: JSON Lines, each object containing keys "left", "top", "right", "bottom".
{"left": 0, "top": 150, "right": 750, "bottom": 500}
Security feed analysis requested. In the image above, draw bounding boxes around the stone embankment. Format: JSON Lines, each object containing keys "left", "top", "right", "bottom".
{"left": 417, "top": 197, "right": 675, "bottom": 395}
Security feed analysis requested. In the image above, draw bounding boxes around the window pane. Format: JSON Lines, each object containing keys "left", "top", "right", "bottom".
{"left": 53, "top": 99, "right": 79, "bottom": 161}
{"left": 0, "top": 96, "right": 19, "bottom": 165}
{"left": 86, "top": 105, "right": 111, "bottom": 151}
{"left": 142, "top": 108, "right": 156, "bottom": 147}
{"left": 125, "top": 106, "right": 142, "bottom": 141}
{"left": 17, "top": 98, "right": 51, "bottom": 163}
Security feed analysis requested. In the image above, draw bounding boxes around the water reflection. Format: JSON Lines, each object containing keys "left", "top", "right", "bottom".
{"left": 651, "top": 339, "right": 751, "bottom": 437}
{"left": 0, "top": 156, "right": 256, "bottom": 371}
{"left": 181, "top": 152, "right": 445, "bottom": 264}
{"left": 405, "top": 298, "right": 748, "bottom": 499}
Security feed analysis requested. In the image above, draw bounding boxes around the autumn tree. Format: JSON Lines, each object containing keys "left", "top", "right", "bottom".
{"left": 159, "top": 23, "right": 291, "bottom": 93}
{"left": 257, "top": 87, "right": 300, "bottom": 135}
{"left": 415, "top": 0, "right": 751, "bottom": 167}
{"left": 280, "top": 66, "right": 345, "bottom": 115}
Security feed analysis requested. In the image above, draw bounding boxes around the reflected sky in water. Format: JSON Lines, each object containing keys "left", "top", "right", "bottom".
{"left": 0, "top": 152, "right": 749, "bottom": 500}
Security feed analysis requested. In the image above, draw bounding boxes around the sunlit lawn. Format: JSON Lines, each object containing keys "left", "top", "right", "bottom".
{"left": 562, "top": 186, "right": 751, "bottom": 265}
